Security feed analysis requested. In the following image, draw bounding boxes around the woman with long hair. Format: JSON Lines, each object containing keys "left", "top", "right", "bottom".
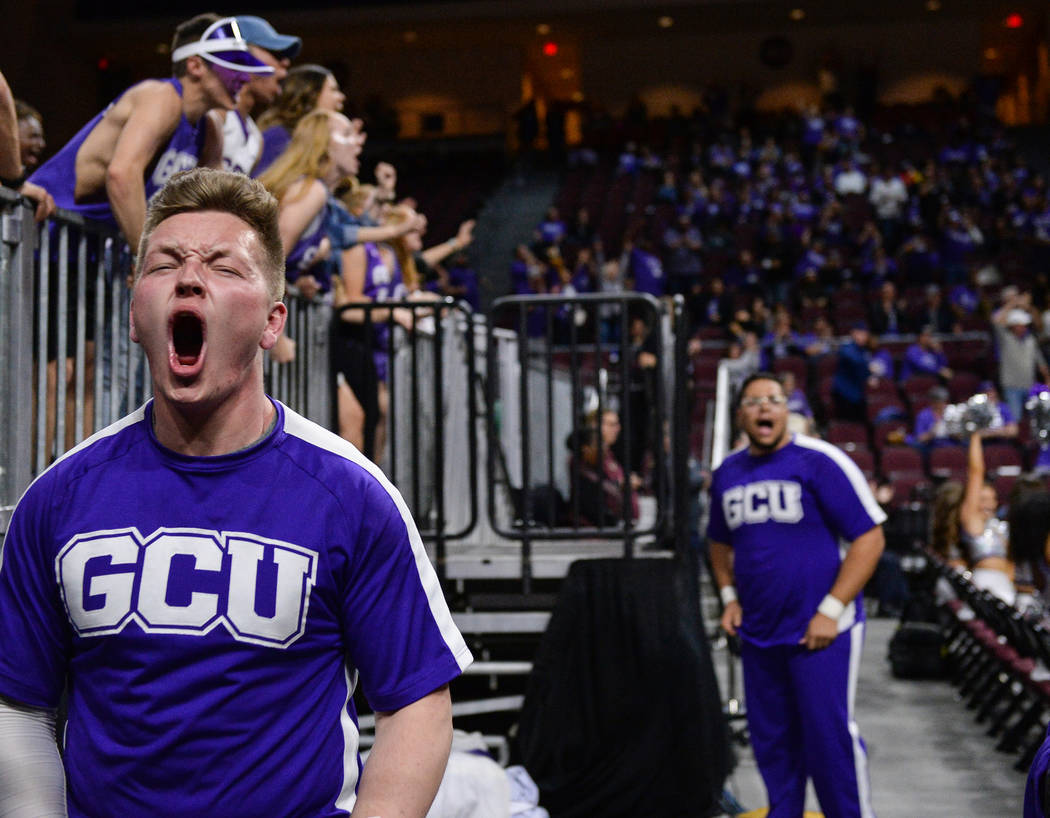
{"left": 928, "top": 480, "right": 965, "bottom": 566}
{"left": 258, "top": 109, "right": 363, "bottom": 300}
{"left": 256, "top": 108, "right": 360, "bottom": 365}
{"left": 255, "top": 64, "right": 346, "bottom": 175}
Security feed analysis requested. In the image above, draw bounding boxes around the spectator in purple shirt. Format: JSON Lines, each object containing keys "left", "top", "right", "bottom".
{"left": 908, "top": 385, "right": 956, "bottom": 451}
{"left": 900, "top": 325, "right": 953, "bottom": 381}
{"left": 534, "top": 205, "right": 567, "bottom": 247}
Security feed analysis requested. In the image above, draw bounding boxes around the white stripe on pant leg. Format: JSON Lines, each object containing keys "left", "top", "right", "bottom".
{"left": 847, "top": 622, "right": 876, "bottom": 818}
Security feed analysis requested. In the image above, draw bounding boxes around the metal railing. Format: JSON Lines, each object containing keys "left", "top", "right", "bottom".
{"left": 0, "top": 195, "right": 332, "bottom": 529}
{"left": 334, "top": 298, "right": 480, "bottom": 581}
{"left": 2, "top": 194, "right": 700, "bottom": 600}
{"left": 485, "top": 292, "right": 691, "bottom": 591}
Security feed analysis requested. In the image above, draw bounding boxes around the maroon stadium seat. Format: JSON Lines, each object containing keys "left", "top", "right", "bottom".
{"left": 928, "top": 444, "right": 967, "bottom": 480}
{"left": 826, "top": 420, "right": 868, "bottom": 448}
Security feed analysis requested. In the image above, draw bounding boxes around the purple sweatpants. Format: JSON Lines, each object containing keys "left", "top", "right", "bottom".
{"left": 740, "top": 622, "right": 875, "bottom": 818}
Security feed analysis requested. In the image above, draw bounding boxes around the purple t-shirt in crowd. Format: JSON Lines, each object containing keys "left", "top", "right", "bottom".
{"left": 29, "top": 78, "right": 205, "bottom": 228}
{"left": 629, "top": 247, "right": 665, "bottom": 297}
{"left": 900, "top": 343, "right": 948, "bottom": 379}
{"left": 252, "top": 124, "right": 291, "bottom": 178}
{"left": 0, "top": 400, "right": 471, "bottom": 817}
{"left": 707, "top": 435, "right": 885, "bottom": 647}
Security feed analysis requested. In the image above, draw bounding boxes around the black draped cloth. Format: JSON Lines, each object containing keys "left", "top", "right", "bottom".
{"left": 517, "top": 556, "right": 731, "bottom": 817}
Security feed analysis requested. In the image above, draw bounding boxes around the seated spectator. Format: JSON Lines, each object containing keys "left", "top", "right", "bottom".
{"left": 910, "top": 283, "right": 956, "bottom": 335}
{"left": 907, "top": 385, "right": 955, "bottom": 451}
{"left": 939, "top": 207, "right": 983, "bottom": 285}
{"left": 859, "top": 245, "right": 899, "bottom": 288}
{"left": 565, "top": 410, "right": 639, "bottom": 526}
{"left": 761, "top": 308, "right": 802, "bottom": 369}
{"left": 211, "top": 15, "right": 300, "bottom": 176}
{"left": 899, "top": 325, "right": 952, "bottom": 381}
{"left": 831, "top": 323, "right": 872, "bottom": 423}
{"left": 868, "top": 280, "right": 907, "bottom": 337}
{"left": 867, "top": 333, "right": 895, "bottom": 381}
{"left": 692, "top": 275, "right": 732, "bottom": 333}
{"left": 978, "top": 382, "right": 1019, "bottom": 439}
{"left": 801, "top": 314, "right": 836, "bottom": 359}
{"left": 781, "top": 370, "right": 813, "bottom": 434}
{"left": 662, "top": 209, "right": 703, "bottom": 296}
{"left": 255, "top": 64, "right": 346, "bottom": 176}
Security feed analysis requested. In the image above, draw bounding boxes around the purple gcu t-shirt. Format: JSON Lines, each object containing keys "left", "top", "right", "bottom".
{"left": 362, "top": 242, "right": 407, "bottom": 381}
{"left": 0, "top": 400, "right": 472, "bottom": 817}
{"left": 28, "top": 78, "right": 206, "bottom": 228}
{"left": 707, "top": 435, "right": 886, "bottom": 647}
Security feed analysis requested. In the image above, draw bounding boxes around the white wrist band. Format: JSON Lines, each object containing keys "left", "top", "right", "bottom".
{"left": 818, "top": 594, "right": 845, "bottom": 621}
{"left": 720, "top": 585, "right": 738, "bottom": 606}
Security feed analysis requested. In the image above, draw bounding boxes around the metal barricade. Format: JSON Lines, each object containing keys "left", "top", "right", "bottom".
{"left": 2, "top": 193, "right": 693, "bottom": 606}
{"left": 0, "top": 195, "right": 151, "bottom": 526}
{"left": 334, "top": 298, "right": 479, "bottom": 581}
{"left": 264, "top": 294, "right": 332, "bottom": 430}
{"left": 0, "top": 196, "right": 334, "bottom": 534}
{"left": 485, "top": 292, "right": 689, "bottom": 592}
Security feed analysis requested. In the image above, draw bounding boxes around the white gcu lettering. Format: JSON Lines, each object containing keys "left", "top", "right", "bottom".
{"left": 138, "top": 532, "right": 223, "bottom": 630}
{"left": 226, "top": 535, "right": 315, "bottom": 644}
{"left": 56, "top": 532, "right": 139, "bottom": 634}
{"left": 56, "top": 528, "right": 318, "bottom": 648}
{"left": 722, "top": 480, "right": 804, "bottom": 530}
{"left": 150, "top": 150, "right": 198, "bottom": 189}
{"left": 372, "top": 263, "right": 391, "bottom": 286}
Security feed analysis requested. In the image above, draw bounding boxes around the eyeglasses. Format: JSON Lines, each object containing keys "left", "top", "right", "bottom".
{"left": 740, "top": 394, "right": 787, "bottom": 409}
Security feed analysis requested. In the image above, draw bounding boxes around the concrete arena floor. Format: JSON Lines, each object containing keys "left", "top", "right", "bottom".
{"left": 714, "top": 617, "right": 1028, "bottom": 818}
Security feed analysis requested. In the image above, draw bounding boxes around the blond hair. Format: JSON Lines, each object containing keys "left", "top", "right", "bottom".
{"left": 256, "top": 110, "right": 332, "bottom": 204}
{"left": 341, "top": 181, "right": 375, "bottom": 216}
{"left": 137, "top": 167, "right": 285, "bottom": 300}
{"left": 384, "top": 205, "right": 421, "bottom": 291}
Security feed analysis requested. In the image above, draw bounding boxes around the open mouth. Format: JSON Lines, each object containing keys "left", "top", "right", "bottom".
{"left": 756, "top": 418, "right": 775, "bottom": 431}
{"left": 170, "top": 312, "right": 206, "bottom": 374}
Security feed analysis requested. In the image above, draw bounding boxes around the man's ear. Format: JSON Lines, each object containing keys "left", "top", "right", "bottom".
{"left": 184, "top": 55, "right": 207, "bottom": 80}
{"left": 260, "top": 301, "right": 288, "bottom": 350}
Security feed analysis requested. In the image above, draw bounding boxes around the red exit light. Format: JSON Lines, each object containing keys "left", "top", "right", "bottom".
{"left": 542, "top": 41, "right": 559, "bottom": 57}
{"left": 1005, "top": 13, "right": 1024, "bottom": 28}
